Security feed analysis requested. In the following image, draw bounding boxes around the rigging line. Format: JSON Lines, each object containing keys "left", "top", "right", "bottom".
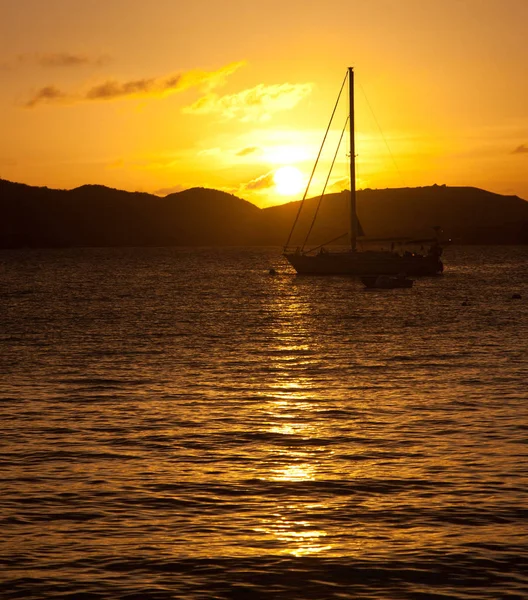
{"left": 283, "top": 70, "right": 348, "bottom": 250}
{"left": 301, "top": 116, "right": 349, "bottom": 251}
{"left": 358, "top": 81, "right": 406, "bottom": 188}
{"left": 303, "top": 232, "right": 348, "bottom": 253}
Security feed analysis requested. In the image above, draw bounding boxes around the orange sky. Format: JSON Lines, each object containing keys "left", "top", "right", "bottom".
{"left": 1, "top": 0, "right": 527, "bottom": 207}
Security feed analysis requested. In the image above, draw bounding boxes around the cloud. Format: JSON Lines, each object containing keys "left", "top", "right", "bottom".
{"left": 328, "top": 177, "right": 350, "bottom": 193}
{"left": 236, "top": 146, "right": 261, "bottom": 157}
{"left": 24, "top": 52, "right": 111, "bottom": 67}
{"left": 25, "top": 85, "right": 69, "bottom": 108}
{"left": 243, "top": 171, "right": 275, "bottom": 191}
{"left": 7, "top": 52, "right": 111, "bottom": 69}
{"left": 184, "top": 82, "right": 313, "bottom": 121}
{"left": 154, "top": 184, "right": 186, "bottom": 196}
{"left": 86, "top": 78, "right": 155, "bottom": 100}
{"left": 24, "top": 61, "right": 245, "bottom": 108}
{"left": 512, "top": 144, "right": 528, "bottom": 154}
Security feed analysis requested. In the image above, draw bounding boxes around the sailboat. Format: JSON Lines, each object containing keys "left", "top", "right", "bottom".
{"left": 283, "top": 67, "right": 444, "bottom": 276}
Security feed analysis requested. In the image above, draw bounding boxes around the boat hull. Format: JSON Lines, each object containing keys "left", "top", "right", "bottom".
{"left": 284, "top": 250, "right": 443, "bottom": 276}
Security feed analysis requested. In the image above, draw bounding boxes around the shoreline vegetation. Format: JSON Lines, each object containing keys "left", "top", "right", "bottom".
{"left": 1, "top": 178, "right": 527, "bottom": 248}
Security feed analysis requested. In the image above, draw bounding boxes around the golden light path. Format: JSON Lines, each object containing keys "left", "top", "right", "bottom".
{"left": 256, "top": 388, "right": 333, "bottom": 557}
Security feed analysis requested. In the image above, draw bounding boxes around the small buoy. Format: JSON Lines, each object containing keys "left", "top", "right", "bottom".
{"left": 269, "top": 268, "right": 277, "bottom": 276}
{"left": 511, "top": 293, "right": 522, "bottom": 300}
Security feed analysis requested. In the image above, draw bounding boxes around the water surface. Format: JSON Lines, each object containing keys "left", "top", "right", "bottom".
{"left": 1, "top": 246, "right": 527, "bottom": 598}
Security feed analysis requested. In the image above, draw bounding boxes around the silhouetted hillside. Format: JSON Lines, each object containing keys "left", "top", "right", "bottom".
{"left": 265, "top": 185, "right": 528, "bottom": 246}
{"left": 0, "top": 181, "right": 260, "bottom": 247}
{"left": 1, "top": 179, "right": 527, "bottom": 248}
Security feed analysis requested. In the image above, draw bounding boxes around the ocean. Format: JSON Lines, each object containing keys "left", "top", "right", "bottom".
{"left": 1, "top": 245, "right": 527, "bottom": 599}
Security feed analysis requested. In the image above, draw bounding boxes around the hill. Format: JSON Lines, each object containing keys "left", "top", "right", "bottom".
{"left": 0, "top": 181, "right": 260, "bottom": 247}
{"left": 265, "top": 185, "right": 528, "bottom": 246}
{"left": 1, "top": 179, "right": 527, "bottom": 248}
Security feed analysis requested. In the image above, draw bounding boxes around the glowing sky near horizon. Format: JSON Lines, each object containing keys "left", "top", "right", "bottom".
{"left": 0, "top": 0, "right": 527, "bottom": 207}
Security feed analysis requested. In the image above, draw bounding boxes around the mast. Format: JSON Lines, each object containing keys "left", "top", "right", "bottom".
{"left": 348, "top": 67, "right": 357, "bottom": 251}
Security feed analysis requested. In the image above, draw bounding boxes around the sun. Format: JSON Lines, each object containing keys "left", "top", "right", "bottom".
{"left": 273, "top": 166, "right": 304, "bottom": 196}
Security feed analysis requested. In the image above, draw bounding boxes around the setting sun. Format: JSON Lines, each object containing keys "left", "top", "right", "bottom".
{"left": 273, "top": 166, "right": 305, "bottom": 196}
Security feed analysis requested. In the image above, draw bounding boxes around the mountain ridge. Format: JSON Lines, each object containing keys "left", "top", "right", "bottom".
{"left": 1, "top": 178, "right": 527, "bottom": 248}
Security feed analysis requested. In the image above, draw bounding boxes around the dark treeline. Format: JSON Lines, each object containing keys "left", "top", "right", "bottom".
{"left": 1, "top": 179, "right": 528, "bottom": 248}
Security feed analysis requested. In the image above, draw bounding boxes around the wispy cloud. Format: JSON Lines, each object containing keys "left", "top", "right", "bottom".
{"left": 243, "top": 171, "right": 275, "bottom": 191}
{"left": 184, "top": 82, "right": 313, "bottom": 121}
{"left": 85, "top": 78, "right": 157, "bottom": 100}
{"left": 19, "top": 52, "right": 111, "bottom": 68}
{"left": 154, "top": 184, "right": 186, "bottom": 196}
{"left": 236, "top": 146, "right": 261, "bottom": 157}
{"left": 24, "top": 61, "right": 245, "bottom": 108}
{"left": 1, "top": 52, "right": 111, "bottom": 69}
{"left": 25, "top": 85, "right": 69, "bottom": 108}
{"left": 512, "top": 144, "right": 528, "bottom": 154}
{"left": 328, "top": 177, "right": 349, "bottom": 192}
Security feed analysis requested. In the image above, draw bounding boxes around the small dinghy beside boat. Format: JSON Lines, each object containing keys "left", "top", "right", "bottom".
{"left": 361, "top": 274, "right": 413, "bottom": 289}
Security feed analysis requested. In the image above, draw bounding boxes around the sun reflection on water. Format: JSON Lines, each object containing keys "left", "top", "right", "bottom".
{"left": 270, "top": 461, "right": 315, "bottom": 482}
{"left": 250, "top": 281, "right": 341, "bottom": 556}
{"left": 255, "top": 509, "right": 332, "bottom": 557}
{"left": 255, "top": 365, "right": 335, "bottom": 555}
